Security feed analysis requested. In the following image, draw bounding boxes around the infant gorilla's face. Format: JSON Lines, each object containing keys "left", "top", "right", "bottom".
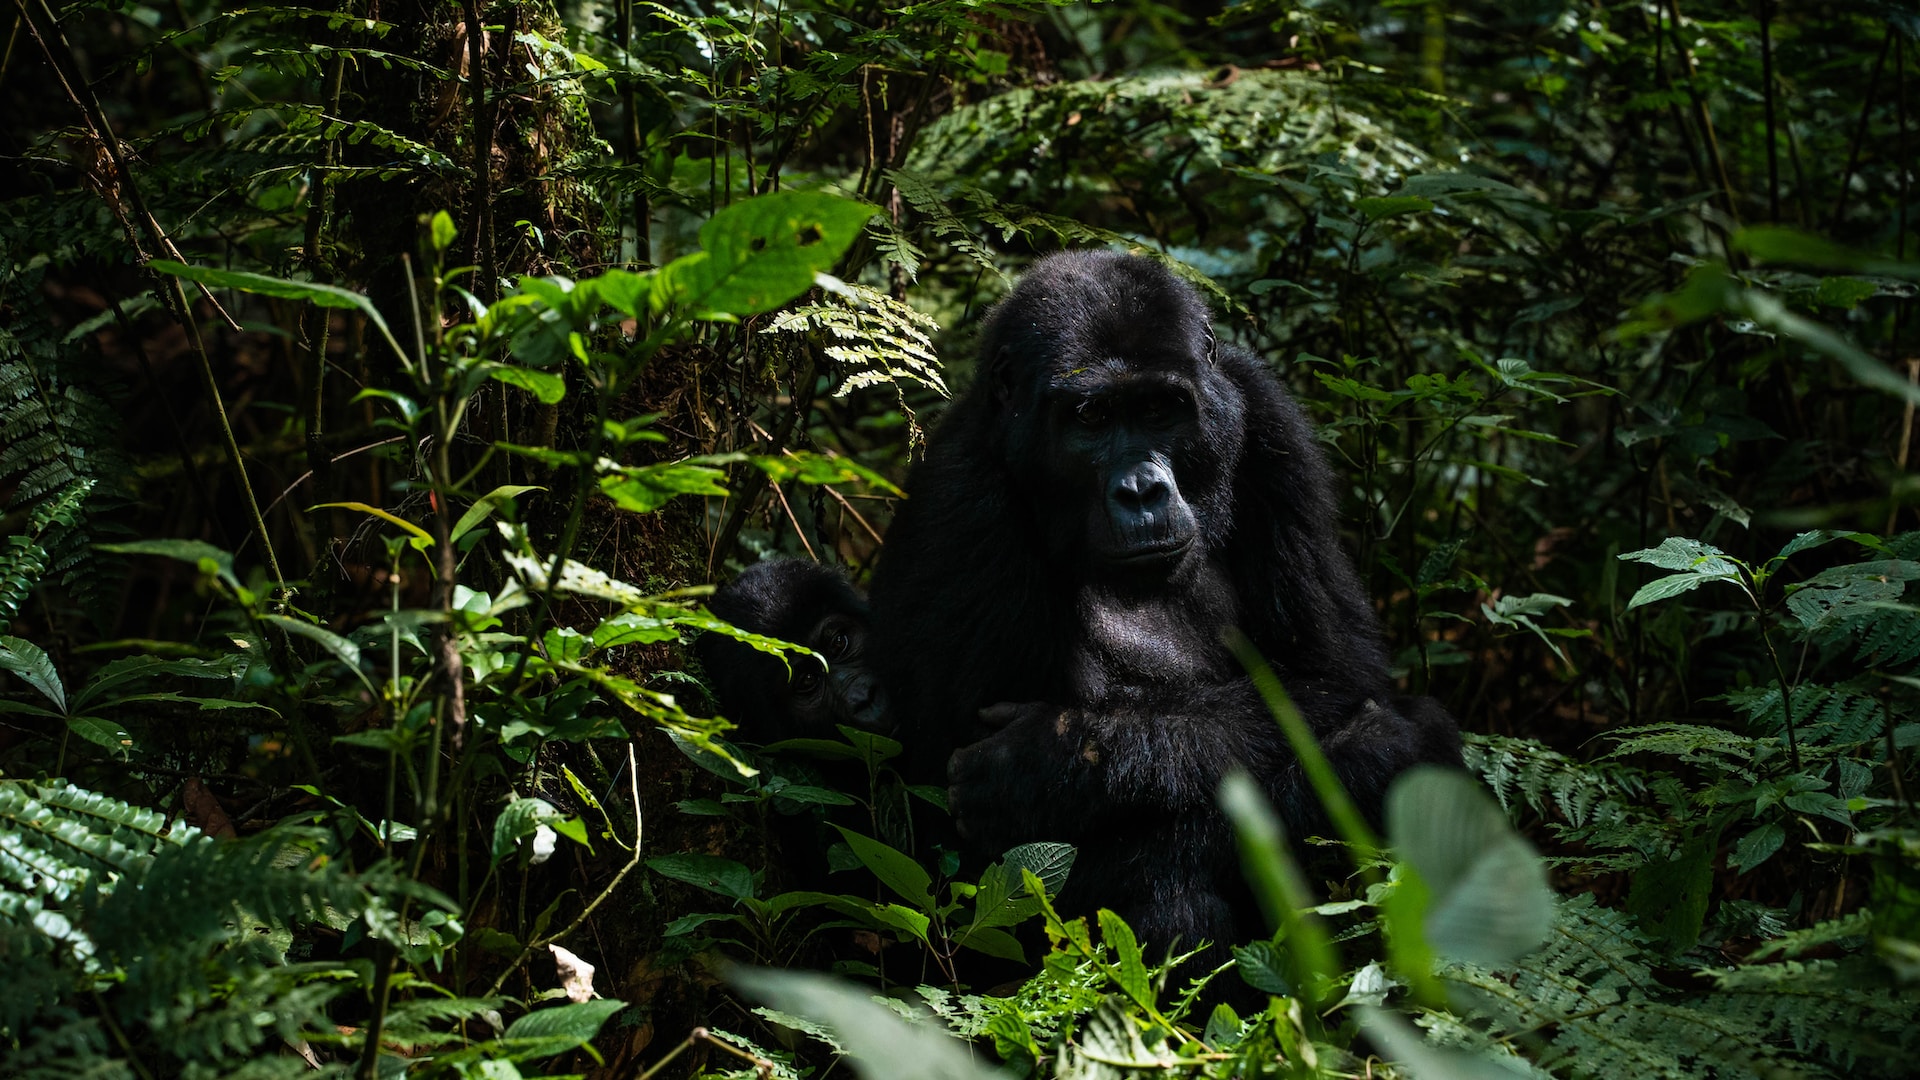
{"left": 788, "top": 612, "right": 888, "bottom": 732}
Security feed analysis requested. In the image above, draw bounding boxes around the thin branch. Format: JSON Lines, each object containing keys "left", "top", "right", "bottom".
{"left": 485, "top": 744, "right": 645, "bottom": 999}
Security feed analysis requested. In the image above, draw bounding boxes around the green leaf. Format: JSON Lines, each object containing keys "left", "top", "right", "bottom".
{"left": 97, "top": 539, "right": 240, "bottom": 591}
{"left": 1734, "top": 226, "right": 1920, "bottom": 280}
{"left": 831, "top": 826, "right": 933, "bottom": 909}
{"left": 660, "top": 191, "right": 878, "bottom": 319}
{"left": 150, "top": 259, "right": 398, "bottom": 350}
{"left": 430, "top": 210, "right": 457, "bottom": 252}
{"left": 488, "top": 364, "right": 567, "bottom": 404}
{"left": 503, "top": 999, "right": 626, "bottom": 1042}
{"left": 492, "top": 796, "right": 563, "bottom": 864}
{"left": 311, "top": 502, "right": 435, "bottom": 552}
{"left": 1625, "top": 572, "right": 1720, "bottom": 610}
{"left": 1231, "top": 940, "right": 1292, "bottom": 994}
{"left": 451, "top": 485, "right": 545, "bottom": 544}
{"left": 0, "top": 636, "right": 65, "bottom": 712}
{"left": 66, "top": 715, "right": 134, "bottom": 757}
{"left": 647, "top": 853, "right": 757, "bottom": 901}
{"left": 1001, "top": 842, "right": 1075, "bottom": 899}
{"left": 260, "top": 614, "right": 370, "bottom": 689}
{"left": 957, "top": 926, "right": 1024, "bottom": 961}
{"left": 1217, "top": 771, "right": 1337, "bottom": 1007}
{"left": 1386, "top": 766, "right": 1552, "bottom": 967}
{"left": 1731, "top": 822, "right": 1786, "bottom": 873}
{"left": 1098, "top": 908, "right": 1151, "bottom": 1004}
{"left": 1356, "top": 195, "right": 1434, "bottom": 221}
{"left": 1815, "top": 276, "right": 1881, "bottom": 310}
{"left": 599, "top": 461, "right": 731, "bottom": 514}
{"left": 731, "top": 968, "right": 1003, "bottom": 1080}
{"left": 1625, "top": 824, "right": 1722, "bottom": 955}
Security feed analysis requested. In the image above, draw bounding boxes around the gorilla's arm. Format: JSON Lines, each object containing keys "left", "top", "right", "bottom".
{"left": 946, "top": 684, "right": 1457, "bottom": 854}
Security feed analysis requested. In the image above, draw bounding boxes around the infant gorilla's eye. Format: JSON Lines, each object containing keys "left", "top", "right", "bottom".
{"left": 793, "top": 667, "right": 821, "bottom": 693}
{"left": 830, "top": 630, "right": 851, "bottom": 657}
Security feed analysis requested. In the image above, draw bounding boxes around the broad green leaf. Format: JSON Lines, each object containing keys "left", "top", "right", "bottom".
{"left": 1626, "top": 824, "right": 1722, "bottom": 955}
{"left": 956, "top": 925, "right": 1024, "bottom": 962}
{"left": 503, "top": 999, "right": 626, "bottom": 1041}
{"left": 1231, "top": 940, "right": 1292, "bottom": 994}
{"left": 0, "top": 636, "right": 65, "bottom": 712}
{"left": 488, "top": 364, "right": 566, "bottom": 404}
{"left": 1734, "top": 226, "right": 1920, "bottom": 281}
{"left": 647, "top": 853, "right": 757, "bottom": 901}
{"left": 599, "top": 460, "right": 731, "bottom": 514}
{"left": 831, "top": 826, "right": 933, "bottom": 909}
{"left": 1619, "top": 536, "right": 1740, "bottom": 575}
{"left": 66, "top": 715, "right": 133, "bottom": 756}
{"left": 1731, "top": 822, "right": 1787, "bottom": 873}
{"left": 1386, "top": 766, "right": 1552, "bottom": 967}
{"left": 660, "top": 191, "right": 877, "bottom": 319}
{"left": 1625, "top": 572, "right": 1722, "bottom": 610}
{"left": 491, "top": 797, "right": 564, "bottom": 864}
{"left": 731, "top": 968, "right": 1004, "bottom": 1080}
{"left": 1001, "top": 842, "right": 1075, "bottom": 899}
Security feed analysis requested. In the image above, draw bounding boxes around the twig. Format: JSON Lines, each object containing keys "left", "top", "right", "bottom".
{"left": 638, "top": 1028, "right": 773, "bottom": 1080}
{"left": 484, "top": 744, "right": 646, "bottom": 998}
{"left": 1831, "top": 33, "right": 1892, "bottom": 232}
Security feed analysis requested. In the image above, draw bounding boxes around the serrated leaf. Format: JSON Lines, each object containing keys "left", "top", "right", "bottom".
{"left": 1626, "top": 572, "right": 1720, "bottom": 610}
{"left": 1098, "top": 908, "right": 1150, "bottom": 1003}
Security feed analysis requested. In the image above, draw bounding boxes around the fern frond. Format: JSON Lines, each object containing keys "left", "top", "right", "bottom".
{"left": 761, "top": 283, "right": 949, "bottom": 399}
{"left": 1700, "top": 957, "right": 1920, "bottom": 1075}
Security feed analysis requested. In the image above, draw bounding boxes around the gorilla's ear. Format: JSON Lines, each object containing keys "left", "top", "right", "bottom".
{"left": 987, "top": 346, "right": 1016, "bottom": 409}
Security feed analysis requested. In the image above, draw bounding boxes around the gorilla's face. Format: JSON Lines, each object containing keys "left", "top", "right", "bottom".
{"left": 986, "top": 259, "right": 1244, "bottom": 577}
{"left": 1046, "top": 366, "right": 1203, "bottom": 568}
{"left": 788, "top": 611, "right": 889, "bottom": 731}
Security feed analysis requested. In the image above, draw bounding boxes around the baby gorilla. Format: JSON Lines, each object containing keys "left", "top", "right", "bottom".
{"left": 696, "top": 560, "right": 889, "bottom": 740}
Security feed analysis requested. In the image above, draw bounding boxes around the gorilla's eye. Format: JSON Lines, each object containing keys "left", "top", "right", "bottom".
{"left": 793, "top": 667, "right": 821, "bottom": 694}
{"left": 1077, "top": 400, "right": 1110, "bottom": 426}
{"left": 829, "top": 630, "right": 851, "bottom": 657}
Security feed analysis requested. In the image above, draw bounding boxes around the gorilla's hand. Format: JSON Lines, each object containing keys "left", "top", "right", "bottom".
{"left": 947, "top": 701, "right": 1086, "bottom": 850}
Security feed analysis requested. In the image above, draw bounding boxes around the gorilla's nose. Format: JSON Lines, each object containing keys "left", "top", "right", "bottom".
{"left": 1111, "top": 462, "right": 1172, "bottom": 515}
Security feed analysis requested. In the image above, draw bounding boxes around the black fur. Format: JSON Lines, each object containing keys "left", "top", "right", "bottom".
{"left": 697, "top": 560, "right": 888, "bottom": 741}
{"left": 868, "top": 250, "right": 1461, "bottom": 956}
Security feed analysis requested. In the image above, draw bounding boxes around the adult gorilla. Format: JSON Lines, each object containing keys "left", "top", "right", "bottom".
{"left": 867, "top": 250, "right": 1459, "bottom": 955}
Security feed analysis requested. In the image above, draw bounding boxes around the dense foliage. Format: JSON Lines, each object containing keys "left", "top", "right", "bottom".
{"left": 2, "top": 0, "right": 1919, "bottom": 1077}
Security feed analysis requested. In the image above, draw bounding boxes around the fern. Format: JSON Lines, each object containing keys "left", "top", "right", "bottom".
{"left": 0, "top": 779, "right": 371, "bottom": 1074}
{"left": 0, "top": 261, "right": 129, "bottom": 623}
{"left": 760, "top": 282, "right": 949, "bottom": 399}
{"left": 1465, "top": 733, "right": 1688, "bottom": 865}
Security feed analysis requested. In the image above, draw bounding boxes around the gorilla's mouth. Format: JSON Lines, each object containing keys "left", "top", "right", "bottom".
{"left": 1107, "top": 534, "right": 1195, "bottom": 567}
